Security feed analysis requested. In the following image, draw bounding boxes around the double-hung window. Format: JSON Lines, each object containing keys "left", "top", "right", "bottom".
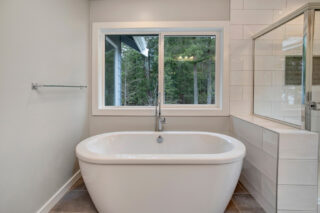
{"left": 92, "top": 22, "right": 229, "bottom": 116}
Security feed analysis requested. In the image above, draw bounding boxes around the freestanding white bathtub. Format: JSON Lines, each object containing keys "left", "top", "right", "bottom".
{"left": 76, "top": 131, "right": 245, "bottom": 213}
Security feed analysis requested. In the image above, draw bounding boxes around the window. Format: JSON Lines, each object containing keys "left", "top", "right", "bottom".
{"left": 164, "top": 35, "right": 216, "bottom": 105}
{"left": 285, "top": 56, "right": 320, "bottom": 85}
{"left": 104, "top": 35, "right": 158, "bottom": 106}
{"left": 92, "top": 22, "right": 229, "bottom": 116}
{"left": 285, "top": 56, "right": 302, "bottom": 85}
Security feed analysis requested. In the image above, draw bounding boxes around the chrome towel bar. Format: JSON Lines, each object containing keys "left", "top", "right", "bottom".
{"left": 32, "top": 83, "right": 87, "bottom": 90}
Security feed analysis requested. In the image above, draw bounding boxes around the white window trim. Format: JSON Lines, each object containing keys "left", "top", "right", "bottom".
{"left": 92, "top": 21, "right": 230, "bottom": 116}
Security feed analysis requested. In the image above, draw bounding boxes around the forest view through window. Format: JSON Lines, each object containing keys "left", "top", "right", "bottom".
{"left": 104, "top": 34, "right": 216, "bottom": 106}
{"left": 105, "top": 34, "right": 158, "bottom": 106}
{"left": 164, "top": 35, "right": 216, "bottom": 104}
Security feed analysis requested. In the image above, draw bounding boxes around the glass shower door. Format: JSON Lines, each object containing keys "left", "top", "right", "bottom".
{"left": 309, "top": 10, "right": 320, "bottom": 204}
{"left": 254, "top": 14, "right": 304, "bottom": 126}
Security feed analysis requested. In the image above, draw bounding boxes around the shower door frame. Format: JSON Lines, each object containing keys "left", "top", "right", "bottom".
{"left": 252, "top": 2, "right": 320, "bottom": 130}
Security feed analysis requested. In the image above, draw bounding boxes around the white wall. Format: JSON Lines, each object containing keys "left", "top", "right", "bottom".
{"left": 90, "top": 116, "right": 231, "bottom": 135}
{"left": 0, "top": 0, "right": 89, "bottom": 212}
{"left": 90, "top": 0, "right": 230, "bottom": 22}
{"left": 89, "top": 0, "right": 230, "bottom": 135}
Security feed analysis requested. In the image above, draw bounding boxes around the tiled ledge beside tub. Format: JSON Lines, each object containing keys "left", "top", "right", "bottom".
{"left": 230, "top": 115, "right": 318, "bottom": 213}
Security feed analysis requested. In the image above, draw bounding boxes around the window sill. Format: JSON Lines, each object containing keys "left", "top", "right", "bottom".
{"left": 92, "top": 107, "right": 229, "bottom": 117}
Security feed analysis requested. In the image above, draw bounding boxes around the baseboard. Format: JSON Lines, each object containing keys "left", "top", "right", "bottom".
{"left": 36, "top": 170, "right": 81, "bottom": 213}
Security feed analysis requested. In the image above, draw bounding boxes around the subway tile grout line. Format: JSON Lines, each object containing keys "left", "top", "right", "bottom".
{"left": 278, "top": 183, "right": 317, "bottom": 186}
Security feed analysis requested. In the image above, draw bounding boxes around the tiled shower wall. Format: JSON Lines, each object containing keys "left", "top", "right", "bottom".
{"left": 230, "top": 0, "right": 320, "bottom": 115}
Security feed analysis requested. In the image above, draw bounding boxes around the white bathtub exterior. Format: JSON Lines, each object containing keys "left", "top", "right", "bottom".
{"left": 76, "top": 131, "right": 246, "bottom": 213}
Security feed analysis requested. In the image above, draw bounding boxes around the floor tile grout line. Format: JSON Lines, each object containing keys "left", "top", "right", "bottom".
{"left": 231, "top": 197, "right": 242, "bottom": 213}
{"left": 234, "top": 183, "right": 250, "bottom": 195}
{"left": 238, "top": 183, "right": 249, "bottom": 194}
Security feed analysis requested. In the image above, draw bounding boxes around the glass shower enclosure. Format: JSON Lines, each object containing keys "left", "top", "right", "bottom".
{"left": 253, "top": 3, "right": 320, "bottom": 129}
{"left": 253, "top": 2, "right": 320, "bottom": 207}
{"left": 253, "top": 2, "right": 320, "bottom": 129}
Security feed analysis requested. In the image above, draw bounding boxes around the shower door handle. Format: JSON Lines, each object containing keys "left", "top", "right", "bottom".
{"left": 308, "top": 101, "right": 320, "bottom": 111}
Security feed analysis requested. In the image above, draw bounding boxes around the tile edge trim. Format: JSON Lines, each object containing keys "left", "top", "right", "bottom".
{"left": 36, "top": 170, "right": 81, "bottom": 213}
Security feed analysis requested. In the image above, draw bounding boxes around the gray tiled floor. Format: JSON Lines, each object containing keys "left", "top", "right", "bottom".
{"left": 50, "top": 178, "right": 265, "bottom": 213}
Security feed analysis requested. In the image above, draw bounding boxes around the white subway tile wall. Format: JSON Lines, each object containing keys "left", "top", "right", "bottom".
{"left": 244, "top": 0, "right": 286, "bottom": 10}
{"left": 263, "top": 129, "right": 279, "bottom": 158}
{"left": 229, "top": 0, "right": 320, "bottom": 115}
{"left": 231, "top": 117, "right": 278, "bottom": 213}
{"left": 231, "top": 0, "right": 244, "bottom": 10}
{"left": 278, "top": 185, "right": 317, "bottom": 210}
{"left": 278, "top": 159, "right": 318, "bottom": 185}
{"left": 279, "top": 133, "right": 318, "bottom": 159}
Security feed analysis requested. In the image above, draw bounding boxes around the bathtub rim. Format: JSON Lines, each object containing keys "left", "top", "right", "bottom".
{"left": 76, "top": 131, "right": 246, "bottom": 165}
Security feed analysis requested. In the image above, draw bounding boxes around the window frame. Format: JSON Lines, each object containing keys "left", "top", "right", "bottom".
{"left": 92, "top": 21, "right": 229, "bottom": 116}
